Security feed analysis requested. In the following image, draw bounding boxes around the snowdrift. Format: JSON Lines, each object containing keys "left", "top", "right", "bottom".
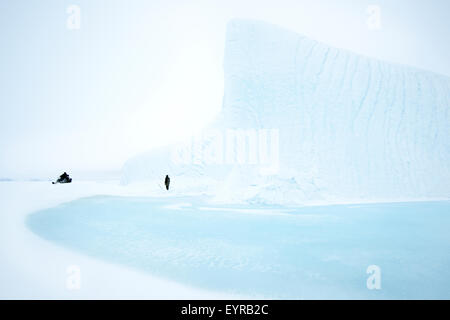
{"left": 122, "top": 19, "right": 450, "bottom": 205}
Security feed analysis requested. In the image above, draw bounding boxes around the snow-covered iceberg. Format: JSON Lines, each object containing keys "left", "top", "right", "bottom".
{"left": 121, "top": 19, "right": 450, "bottom": 205}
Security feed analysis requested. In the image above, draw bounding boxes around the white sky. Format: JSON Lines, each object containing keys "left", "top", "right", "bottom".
{"left": 0, "top": 0, "right": 449, "bottom": 179}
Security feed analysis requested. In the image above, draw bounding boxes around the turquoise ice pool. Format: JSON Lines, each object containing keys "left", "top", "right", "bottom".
{"left": 27, "top": 197, "right": 450, "bottom": 299}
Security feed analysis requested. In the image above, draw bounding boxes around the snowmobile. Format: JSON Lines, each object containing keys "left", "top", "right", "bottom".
{"left": 52, "top": 172, "right": 72, "bottom": 184}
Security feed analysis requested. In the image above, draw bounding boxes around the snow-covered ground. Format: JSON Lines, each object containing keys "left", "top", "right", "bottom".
{"left": 0, "top": 181, "right": 242, "bottom": 299}
{"left": 2, "top": 181, "right": 449, "bottom": 299}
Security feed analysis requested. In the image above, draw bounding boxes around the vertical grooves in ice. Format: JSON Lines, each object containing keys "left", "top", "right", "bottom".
{"left": 121, "top": 19, "right": 450, "bottom": 204}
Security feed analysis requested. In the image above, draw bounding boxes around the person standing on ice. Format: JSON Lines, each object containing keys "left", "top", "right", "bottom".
{"left": 165, "top": 175, "right": 170, "bottom": 190}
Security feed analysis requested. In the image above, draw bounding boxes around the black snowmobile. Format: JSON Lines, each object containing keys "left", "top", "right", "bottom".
{"left": 52, "top": 172, "right": 72, "bottom": 184}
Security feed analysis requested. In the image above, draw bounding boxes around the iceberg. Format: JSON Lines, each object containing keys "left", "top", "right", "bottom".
{"left": 121, "top": 19, "right": 450, "bottom": 205}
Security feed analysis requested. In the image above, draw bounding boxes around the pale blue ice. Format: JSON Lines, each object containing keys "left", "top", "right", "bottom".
{"left": 27, "top": 197, "right": 450, "bottom": 299}
{"left": 122, "top": 20, "right": 450, "bottom": 205}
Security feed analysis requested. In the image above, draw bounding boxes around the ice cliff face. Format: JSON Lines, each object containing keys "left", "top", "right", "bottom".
{"left": 122, "top": 20, "right": 450, "bottom": 204}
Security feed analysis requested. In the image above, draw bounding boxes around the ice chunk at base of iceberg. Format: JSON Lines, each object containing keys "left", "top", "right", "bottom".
{"left": 121, "top": 20, "right": 450, "bottom": 205}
